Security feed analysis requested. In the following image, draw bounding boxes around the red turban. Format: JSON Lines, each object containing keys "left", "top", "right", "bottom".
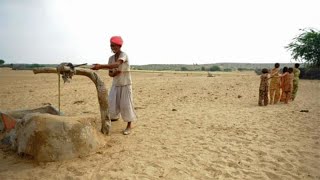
{"left": 110, "top": 36, "right": 123, "bottom": 46}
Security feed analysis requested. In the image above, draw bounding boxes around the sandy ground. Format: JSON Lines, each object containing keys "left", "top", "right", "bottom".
{"left": 0, "top": 68, "right": 319, "bottom": 180}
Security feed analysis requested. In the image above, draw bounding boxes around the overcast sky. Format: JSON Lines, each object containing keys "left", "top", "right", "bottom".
{"left": 0, "top": 0, "right": 319, "bottom": 65}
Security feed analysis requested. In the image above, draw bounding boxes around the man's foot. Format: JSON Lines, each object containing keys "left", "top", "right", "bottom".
{"left": 123, "top": 128, "right": 131, "bottom": 135}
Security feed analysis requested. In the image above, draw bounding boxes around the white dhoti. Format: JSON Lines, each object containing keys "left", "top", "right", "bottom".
{"left": 108, "top": 85, "right": 137, "bottom": 122}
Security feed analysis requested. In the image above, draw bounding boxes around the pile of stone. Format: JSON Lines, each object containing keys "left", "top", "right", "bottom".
{"left": 0, "top": 105, "right": 105, "bottom": 161}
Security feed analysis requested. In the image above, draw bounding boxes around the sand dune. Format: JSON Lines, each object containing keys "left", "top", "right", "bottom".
{"left": 0, "top": 68, "right": 319, "bottom": 179}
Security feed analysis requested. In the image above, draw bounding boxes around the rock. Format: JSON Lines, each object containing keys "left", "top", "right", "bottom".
{"left": 300, "top": 110, "right": 309, "bottom": 112}
{"left": 15, "top": 113, "right": 105, "bottom": 162}
{"left": 207, "top": 72, "right": 214, "bottom": 77}
{"left": 5, "top": 105, "right": 61, "bottom": 119}
{"left": 1, "top": 105, "right": 61, "bottom": 132}
{"left": 73, "top": 100, "right": 84, "bottom": 104}
{"left": 1, "top": 129, "right": 16, "bottom": 147}
{"left": 0, "top": 116, "right": 4, "bottom": 132}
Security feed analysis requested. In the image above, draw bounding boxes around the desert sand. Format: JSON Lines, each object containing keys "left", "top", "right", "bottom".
{"left": 0, "top": 68, "right": 319, "bottom": 180}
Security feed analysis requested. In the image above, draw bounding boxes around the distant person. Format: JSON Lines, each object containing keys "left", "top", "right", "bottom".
{"left": 281, "top": 67, "right": 294, "bottom": 104}
{"left": 91, "top": 36, "right": 137, "bottom": 135}
{"left": 292, "top": 63, "right": 301, "bottom": 101}
{"left": 269, "top": 63, "right": 281, "bottom": 104}
{"left": 280, "top": 67, "right": 288, "bottom": 102}
{"left": 258, "top": 68, "right": 270, "bottom": 106}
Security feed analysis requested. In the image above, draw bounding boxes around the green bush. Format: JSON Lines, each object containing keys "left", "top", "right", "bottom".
{"left": 238, "top": 68, "right": 252, "bottom": 71}
{"left": 209, "top": 65, "right": 221, "bottom": 71}
{"left": 300, "top": 68, "right": 320, "bottom": 79}
{"left": 181, "top": 67, "right": 188, "bottom": 71}
{"left": 254, "top": 69, "right": 262, "bottom": 75}
{"left": 30, "top": 64, "right": 44, "bottom": 68}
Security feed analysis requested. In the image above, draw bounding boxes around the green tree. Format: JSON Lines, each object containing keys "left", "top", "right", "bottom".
{"left": 181, "top": 67, "right": 188, "bottom": 71}
{"left": 201, "top": 66, "right": 206, "bottom": 71}
{"left": 286, "top": 28, "right": 320, "bottom": 67}
{"left": 209, "top": 65, "right": 221, "bottom": 71}
{"left": 0, "top": 59, "right": 4, "bottom": 65}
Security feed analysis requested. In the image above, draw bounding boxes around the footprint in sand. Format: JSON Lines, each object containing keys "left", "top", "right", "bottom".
{"left": 66, "top": 166, "right": 86, "bottom": 176}
{"left": 164, "top": 167, "right": 190, "bottom": 179}
{"left": 264, "top": 171, "right": 282, "bottom": 179}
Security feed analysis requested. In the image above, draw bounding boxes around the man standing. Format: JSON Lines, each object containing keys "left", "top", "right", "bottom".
{"left": 91, "top": 36, "right": 137, "bottom": 135}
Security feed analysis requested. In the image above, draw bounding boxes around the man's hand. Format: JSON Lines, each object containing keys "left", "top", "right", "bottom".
{"left": 109, "top": 70, "right": 121, "bottom": 77}
{"left": 91, "top": 64, "right": 101, "bottom": 70}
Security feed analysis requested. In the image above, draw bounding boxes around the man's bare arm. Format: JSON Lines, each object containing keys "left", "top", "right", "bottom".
{"left": 92, "top": 60, "right": 124, "bottom": 70}
{"left": 108, "top": 70, "right": 121, "bottom": 77}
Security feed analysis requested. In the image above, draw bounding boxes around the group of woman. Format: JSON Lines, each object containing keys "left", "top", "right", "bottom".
{"left": 269, "top": 63, "right": 300, "bottom": 104}
{"left": 259, "top": 63, "right": 300, "bottom": 106}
